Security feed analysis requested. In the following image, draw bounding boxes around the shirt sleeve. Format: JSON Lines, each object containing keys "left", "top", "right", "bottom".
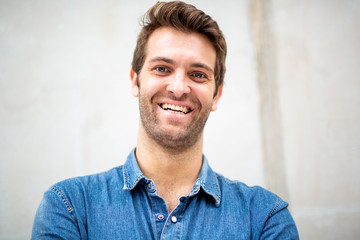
{"left": 260, "top": 199, "right": 299, "bottom": 240}
{"left": 31, "top": 186, "right": 83, "bottom": 239}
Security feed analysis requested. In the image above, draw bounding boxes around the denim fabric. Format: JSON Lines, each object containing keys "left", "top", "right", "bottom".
{"left": 32, "top": 149, "right": 299, "bottom": 239}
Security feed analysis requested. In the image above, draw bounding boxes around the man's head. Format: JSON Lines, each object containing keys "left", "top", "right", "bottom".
{"left": 130, "top": 1, "right": 226, "bottom": 151}
{"left": 132, "top": 1, "right": 227, "bottom": 96}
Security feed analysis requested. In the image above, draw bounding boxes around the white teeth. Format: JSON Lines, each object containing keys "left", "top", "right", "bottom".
{"left": 161, "top": 103, "right": 190, "bottom": 114}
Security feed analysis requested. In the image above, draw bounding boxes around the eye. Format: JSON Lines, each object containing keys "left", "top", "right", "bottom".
{"left": 192, "top": 72, "right": 207, "bottom": 79}
{"left": 155, "top": 66, "right": 169, "bottom": 72}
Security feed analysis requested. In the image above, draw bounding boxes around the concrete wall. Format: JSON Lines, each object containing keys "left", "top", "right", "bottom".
{"left": 0, "top": 0, "right": 359, "bottom": 239}
{"left": 271, "top": 1, "right": 360, "bottom": 239}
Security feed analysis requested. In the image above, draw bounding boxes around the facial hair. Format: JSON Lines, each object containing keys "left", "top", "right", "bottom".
{"left": 138, "top": 87, "right": 213, "bottom": 152}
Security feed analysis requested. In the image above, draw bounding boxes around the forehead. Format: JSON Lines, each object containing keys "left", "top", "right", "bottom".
{"left": 144, "top": 27, "right": 216, "bottom": 70}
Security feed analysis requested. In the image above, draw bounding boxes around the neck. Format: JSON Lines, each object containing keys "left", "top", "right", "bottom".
{"left": 135, "top": 125, "right": 203, "bottom": 184}
{"left": 135, "top": 125, "right": 203, "bottom": 211}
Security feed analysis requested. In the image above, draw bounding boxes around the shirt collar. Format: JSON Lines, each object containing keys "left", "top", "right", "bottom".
{"left": 122, "top": 149, "right": 145, "bottom": 190}
{"left": 197, "top": 155, "right": 221, "bottom": 207}
{"left": 122, "top": 149, "right": 221, "bottom": 207}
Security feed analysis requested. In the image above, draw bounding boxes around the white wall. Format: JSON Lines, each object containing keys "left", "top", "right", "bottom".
{"left": 0, "top": 0, "right": 359, "bottom": 239}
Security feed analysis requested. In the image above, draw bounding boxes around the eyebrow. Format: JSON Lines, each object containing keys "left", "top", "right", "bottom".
{"left": 148, "top": 57, "right": 175, "bottom": 65}
{"left": 148, "top": 56, "right": 214, "bottom": 74}
{"left": 190, "top": 63, "right": 214, "bottom": 74}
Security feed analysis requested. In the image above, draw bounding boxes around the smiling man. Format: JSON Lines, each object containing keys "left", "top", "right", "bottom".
{"left": 32, "top": 1, "right": 299, "bottom": 239}
{"left": 131, "top": 25, "right": 222, "bottom": 213}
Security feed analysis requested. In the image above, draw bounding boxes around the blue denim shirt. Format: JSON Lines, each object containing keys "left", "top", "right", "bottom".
{"left": 32, "top": 150, "right": 299, "bottom": 239}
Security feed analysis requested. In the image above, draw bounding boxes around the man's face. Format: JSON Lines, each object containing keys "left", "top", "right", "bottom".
{"left": 131, "top": 27, "right": 222, "bottom": 151}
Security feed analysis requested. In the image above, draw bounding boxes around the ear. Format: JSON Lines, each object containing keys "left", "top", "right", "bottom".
{"left": 130, "top": 68, "right": 139, "bottom": 97}
{"left": 211, "top": 83, "right": 223, "bottom": 111}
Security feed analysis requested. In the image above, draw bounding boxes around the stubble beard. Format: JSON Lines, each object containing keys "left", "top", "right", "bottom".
{"left": 138, "top": 91, "right": 213, "bottom": 152}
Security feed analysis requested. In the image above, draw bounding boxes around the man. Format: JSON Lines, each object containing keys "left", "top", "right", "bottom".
{"left": 32, "top": 1, "right": 299, "bottom": 239}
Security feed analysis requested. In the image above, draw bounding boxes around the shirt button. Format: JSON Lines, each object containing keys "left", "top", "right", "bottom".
{"left": 171, "top": 216, "right": 177, "bottom": 223}
{"left": 158, "top": 214, "right": 164, "bottom": 220}
{"left": 147, "top": 182, "right": 156, "bottom": 193}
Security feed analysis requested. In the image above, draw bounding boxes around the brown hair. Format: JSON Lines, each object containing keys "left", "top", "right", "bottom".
{"left": 132, "top": 1, "right": 227, "bottom": 95}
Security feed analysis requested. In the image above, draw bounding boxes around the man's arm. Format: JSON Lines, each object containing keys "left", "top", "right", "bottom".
{"left": 31, "top": 186, "right": 83, "bottom": 239}
{"left": 260, "top": 201, "right": 299, "bottom": 240}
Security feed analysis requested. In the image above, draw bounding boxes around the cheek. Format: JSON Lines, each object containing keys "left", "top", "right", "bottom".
{"left": 193, "top": 86, "right": 216, "bottom": 106}
{"left": 138, "top": 77, "right": 165, "bottom": 98}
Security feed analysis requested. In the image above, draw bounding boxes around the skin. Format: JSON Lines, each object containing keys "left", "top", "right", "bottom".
{"left": 130, "top": 27, "right": 223, "bottom": 212}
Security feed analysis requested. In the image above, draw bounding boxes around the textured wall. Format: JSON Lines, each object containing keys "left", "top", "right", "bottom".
{"left": 271, "top": 0, "right": 360, "bottom": 239}
{"left": 0, "top": 0, "right": 359, "bottom": 239}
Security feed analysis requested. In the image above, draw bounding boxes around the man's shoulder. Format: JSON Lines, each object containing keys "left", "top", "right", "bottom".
{"left": 213, "top": 173, "right": 298, "bottom": 239}
{"left": 214, "top": 173, "right": 288, "bottom": 211}
{"left": 48, "top": 165, "right": 125, "bottom": 198}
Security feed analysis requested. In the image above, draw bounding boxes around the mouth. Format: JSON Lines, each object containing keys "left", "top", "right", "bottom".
{"left": 159, "top": 103, "right": 192, "bottom": 115}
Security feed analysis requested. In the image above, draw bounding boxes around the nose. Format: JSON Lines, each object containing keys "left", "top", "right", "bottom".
{"left": 166, "top": 70, "right": 191, "bottom": 98}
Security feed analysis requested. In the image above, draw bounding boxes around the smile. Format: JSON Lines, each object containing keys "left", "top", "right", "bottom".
{"left": 160, "top": 103, "right": 191, "bottom": 114}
